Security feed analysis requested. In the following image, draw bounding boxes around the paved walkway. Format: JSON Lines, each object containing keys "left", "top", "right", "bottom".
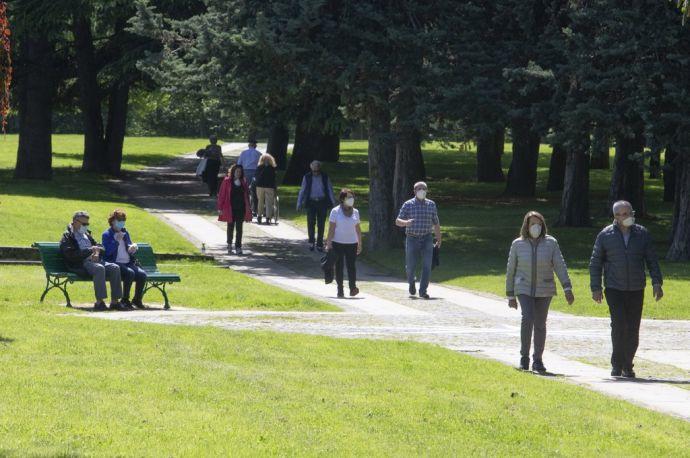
{"left": 106, "top": 143, "right": 690, "bottom": 421}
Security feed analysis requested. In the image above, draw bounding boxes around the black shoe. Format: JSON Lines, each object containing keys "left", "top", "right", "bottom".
{"left": 94, "top": 301, "right": 107, "bottom": 311}
{"left": 519, "top": 357, "right": 530, "bottom": 371}
{"left": 316, "top": 245, "right": 324, "bottom": 253}
{"left": 532, "top": 360, "right": 547, "bottom": 373}
{"left": 611, "top": 367, "right": 622, "bottom": 377}
{"left": 309, "top": 243, "right": 315, "bottom": 252}
{"left": 622, "top": 368, "right": 636, "bottom": 378}
{"left": 337, "top": 288, "right": 345, "bottom": 298}
{"left": 257, "top": 216, "right": 262, "bottom": 224}
{"left": 131, "top": 299, "right": 146, "bottom": 310}
{"left": 419, "top": 292, "right": 430, "bottom": 299}
{"left": 350, "top": 287, "right": 359, "bottom": 297}
{"left": 409, "top": 284, "right": 416, "bottom": 296}
{"left": 109, "top": 301, "right": 127, "bottom": 311}
{"left": 121, "top": 299, "right": 135, "bottom": 310}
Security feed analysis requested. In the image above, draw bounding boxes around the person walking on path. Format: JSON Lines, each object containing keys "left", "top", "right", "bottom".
{"left": 589, "top": 200, "right": 664, "bottom": 378}
{"left": 237, "top": 140, "right": 262, "bottom": 216}
{"left": 325, "top": 189, "right": 362, "bottom": 298}
{"left": 395, "top": 181, "right": 442, "bottom": 299}
{"left": 217, "top": 164, "right": 252, "bottom": 255}
{"left": 102, "top": 209, "right": 147, "bottom": 310}
{"left": 200, "top": 135, "right": 227, "bottom": 197}
{"left": 254, "top": 153, "right": 278, "bottom": 225}
{"left": 59, "top": 211, "right": 124, "bottom": 311}
{"left": 506, "top": 211, "right": 575, "bottom": 373}
{"left": 296, "top": 160, "right": 336, "bottom": 252}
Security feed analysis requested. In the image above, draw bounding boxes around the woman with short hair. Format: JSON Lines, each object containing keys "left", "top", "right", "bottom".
{"left": 505, "top": 211, "right": 575, "bottom": 373}
{"left": 254, "top": 153, "right": 278, "bottom": 225}
{"left": 325, "top": 188, "right": 362, "bottom": 298}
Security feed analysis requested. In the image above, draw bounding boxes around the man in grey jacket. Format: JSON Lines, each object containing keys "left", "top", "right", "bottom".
{"left": 589, "top": 200, "right": 664, "bottom": 378}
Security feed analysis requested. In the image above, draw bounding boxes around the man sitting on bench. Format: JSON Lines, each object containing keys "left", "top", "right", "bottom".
{"left": 59, "top": 211, "right": 125, "bottom": 311}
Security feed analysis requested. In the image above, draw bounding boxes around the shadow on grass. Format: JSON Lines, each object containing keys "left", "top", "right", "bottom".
{"left": 51, "top": 151, "right": 181, "bottom": 168}
{"left": 0, "top": 336, "right": 14, "bottom": 344}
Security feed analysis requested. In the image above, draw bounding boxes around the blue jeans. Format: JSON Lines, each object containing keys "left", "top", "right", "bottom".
{"left": 405, "top": 233, "right": 434, "bottom": 294}
{"left": 116, "top": 262, "right": 148, "bottom": 301}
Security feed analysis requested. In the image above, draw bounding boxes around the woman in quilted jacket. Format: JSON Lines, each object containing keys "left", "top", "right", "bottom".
{"left": 505, "top": 211, "right": 575, "bottom": 373}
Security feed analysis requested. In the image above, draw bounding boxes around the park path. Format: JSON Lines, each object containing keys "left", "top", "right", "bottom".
{"left": 105, "top": 142, "right": 690, "bottom": 421}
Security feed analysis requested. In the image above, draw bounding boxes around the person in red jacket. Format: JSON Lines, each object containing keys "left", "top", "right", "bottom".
{"left": 217, "top": 164, "right": 252, "bottom": 254}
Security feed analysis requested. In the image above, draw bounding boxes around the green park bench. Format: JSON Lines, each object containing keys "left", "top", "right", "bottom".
{"left": 32, "top": 242, "right": 181, "bottom": 309}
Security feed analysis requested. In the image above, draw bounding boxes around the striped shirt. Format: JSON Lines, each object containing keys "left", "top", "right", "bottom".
{"left": 397, "top": 198, "right": 439, "bottom": 236}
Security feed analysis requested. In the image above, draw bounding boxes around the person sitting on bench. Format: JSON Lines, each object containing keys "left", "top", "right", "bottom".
{"left": 59, "top": 211, "right": 125, "bottom": 311}
{"left": 102, "top": 209, "right": 147, "bottom": 310}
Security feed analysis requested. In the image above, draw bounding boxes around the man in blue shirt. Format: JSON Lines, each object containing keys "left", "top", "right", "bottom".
{"left": 396, "top": 182, "right": 442, "bottom": 299}
{"left": 237, "top": 140, "right": 262, "bottom": 215}
{"left": 297, "top": 160, "right": 336, "bottom": 251}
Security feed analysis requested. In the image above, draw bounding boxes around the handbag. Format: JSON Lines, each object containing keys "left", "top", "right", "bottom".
{"left": 195, "top": 158, "right": 208, "bottom": 177}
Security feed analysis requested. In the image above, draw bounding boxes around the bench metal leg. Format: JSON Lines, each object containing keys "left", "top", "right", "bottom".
{"left": 143, "top": 282, "right": 171, "bottom": 309}
{"left": 40, "top": 275, "right": 72, "bottom": 308}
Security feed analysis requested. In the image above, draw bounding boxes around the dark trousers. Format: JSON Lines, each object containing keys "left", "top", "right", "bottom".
{"left": 227, "top": 208, "right": 245, "bottom": 248}
{"left": 306, "top": 200, "right": 329, "bottom": 247}
{"left": 333, "top": 242, "right": 357, "bottom": 290}
{"left": 116, "top": 262, "right": 147, "bottom": 301}
{"left": 205, "top": 160, "right": 221, "bottom": 196}
{"left": 605, "top": 288, "right": 644, "bottom": 370}
{"left": 517, "top": 295, "right": 552, "bottom": 360}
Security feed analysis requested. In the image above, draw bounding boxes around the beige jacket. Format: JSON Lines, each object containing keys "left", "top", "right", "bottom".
{"left": 506, "top": 235, "right": 572, "bottom": 298}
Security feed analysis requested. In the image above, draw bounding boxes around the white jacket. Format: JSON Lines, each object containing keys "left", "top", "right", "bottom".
{"left": 506, "top": 235, "right": 572, "bottom": 298}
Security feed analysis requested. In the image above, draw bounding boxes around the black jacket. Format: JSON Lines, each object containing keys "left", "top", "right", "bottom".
{"left": 589, "top": 223, "right": 663, "bottom": 292}
{"left": 255, "top": 164, "right": 277, "bottom": 188}
{"left": 59, "top": 225, "right": 101, "bottom": 270}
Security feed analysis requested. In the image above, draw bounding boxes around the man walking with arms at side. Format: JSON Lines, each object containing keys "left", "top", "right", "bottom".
{"left": 589, "top": 200, "right": 664, "bottom": 378}
{"left": 395, "top": 182, "right": 441, "bottom": 299}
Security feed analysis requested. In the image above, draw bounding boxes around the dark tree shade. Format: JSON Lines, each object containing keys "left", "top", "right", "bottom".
{"left": 366, "top": 107, "right": 396, "bottom": 251}
{"left": 267, "top": 124, "right": 289, "bottom": 171}
{"left": 608, "top": 132, "right": 646, "bottom": 216}
{"left": 590, "top": 128, "right": 610, "bottom": 170}
{"left": 668, "top": 152, "right": 690, "bottom": 260}
{"left": 105, "top": 83, "right": 130, "bottom": 176}
{"left": 663, "top": 146, "right": 677, "bottom": 203}
{"left": 546, "top": 144, "right": 566, "bottom": 192}
{"left": 14, "top": 36, "right": 55, "bottom": 180}
{"left": 393, "top": 128, "right": 426, "bottom": 217}
{"left": 556, "top": 146, "right": 590, "bottom": 227}
{"left": 476, "top": 127, "right": 505, "bottom": 182}
{"left": 505, "top": 118, "right": 540, "bottom": 197}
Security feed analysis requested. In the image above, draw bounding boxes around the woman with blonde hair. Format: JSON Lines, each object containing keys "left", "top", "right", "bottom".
{"left": 505, "top": 211, "right": 574, "bottom": 373}
{"left": 254, "top": 153, "right": 278, "bottom": 224}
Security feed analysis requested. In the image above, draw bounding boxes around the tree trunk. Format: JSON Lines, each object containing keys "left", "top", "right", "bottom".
{"left": 608, "top": 131, "right": 646, "bottom": 216}
{"left": 555, "top": 145, "right": 590, "bottom": 226}
{"left": 73, "top": 12, "right": 107, "bottom": 173}
{"left": 476, "top": 126, "right": 505, "bottom": 182}
{"left": 393, "top": 127, "right": 425, "bottom": 219}
{"left": 590, "top": 127, "right": 610, "bottom": 169}
{"left": 267, "top": 123, "right": 289, "bottom": 170}
{"left": 546, "top": 144, "right": 567, "bottom": 192}
{"left": 505, "top": 118, "right": 540, "bottom": 196}
{"left": 314, "top": 133, "right": 340, "bottom": 162}
{"left": 14, "top": 36, "right": 55, "bottom": 180}
{"left": 366, "top": 106, "right": 396, "bottom": 251}
{"left": 649, "top": 150, "right": 662, "bottom": 179}
{"left": 104, "top": 82, "right": 130, "bottom": 176}
{"left": 663, "top": 146, "right": 677, "bottom": 203}
{"left": 667, "top": 151, "right": 690, "bottom": 260}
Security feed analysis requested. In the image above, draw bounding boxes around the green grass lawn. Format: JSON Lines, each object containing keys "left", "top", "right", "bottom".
{"left": 1, "top": 261, "right": 335, "bottom": 312}
{"left": 0, "top": 134, "right": 208, "bottom": 252}
{"left": 275, "top": 140, "right": 690, "bottom": 320}
{"left": 0, "top": 297, "right": 689, "bottom": 455}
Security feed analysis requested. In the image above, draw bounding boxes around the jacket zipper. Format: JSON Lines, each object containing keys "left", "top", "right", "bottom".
{"left": 617, "top": 226, "right": 631, "bottom": 290}
{"left": 530, "top": 239, "right": 540, "bottom": 297}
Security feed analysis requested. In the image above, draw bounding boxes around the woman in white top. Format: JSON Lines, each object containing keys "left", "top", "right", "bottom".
{"left": 325, "top": 188, "right": 362, "bottom": 298}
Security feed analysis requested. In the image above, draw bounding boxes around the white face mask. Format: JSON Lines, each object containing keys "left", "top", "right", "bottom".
{"left": 344, "top": 197, "right": 354, "bottom": 207}
{"left": 622, "top": 216, "right": 635, "bottom": 227}
{"left": 529, "top": 224, "right": 542, "bottom": 239}
{"left": 416, "top": 190, "right": 427, "bottom": 200}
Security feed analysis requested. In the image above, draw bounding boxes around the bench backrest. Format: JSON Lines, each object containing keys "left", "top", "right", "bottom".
{"left": 135, "top": 243, "right": 159, "bottom": 273}
{"left": 33, "top": 242, "right": 69, "bottom": 274}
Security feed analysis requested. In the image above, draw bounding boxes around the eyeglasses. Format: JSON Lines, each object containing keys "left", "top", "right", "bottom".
{"left": 77, "top": 221, "right": 90, "bottom": 226}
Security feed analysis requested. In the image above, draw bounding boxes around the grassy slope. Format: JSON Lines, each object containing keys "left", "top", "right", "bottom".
{"left": 0, "top": 300, "right": 689, "bottom": 455}
{"left": 275, "top": 141, "right": 689, "bottom": 320}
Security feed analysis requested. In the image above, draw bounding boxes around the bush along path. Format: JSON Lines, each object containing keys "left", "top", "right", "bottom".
{"left": 108, "top": 144, "right": 690, "bottom": 421}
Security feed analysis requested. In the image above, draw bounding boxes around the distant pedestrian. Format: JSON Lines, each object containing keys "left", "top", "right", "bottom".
{"left": 237, "top": 140, "right": 262, "bottom": 215}
{"left": 506, "top": 211, "right": 574, "bottom": 373}
{"left": 395, "top": 181, "right": 442, "bottom": 299}
{"left": 217, "top": 164, "right": 252, "bottom": 255}
{"left": 255, "top": 153, "right": 278, "bottom": 225}
{"left": 296, "top": 160, "right": 336, "bottom": 252}
{"left": 589, "top": 200, "right": 663, "bottom": 378}
{"left": 325, "top": 189, "right": 362, "bottom": 298}
{"left": 201, "top": 135, "right": 227, "bottom": 197}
